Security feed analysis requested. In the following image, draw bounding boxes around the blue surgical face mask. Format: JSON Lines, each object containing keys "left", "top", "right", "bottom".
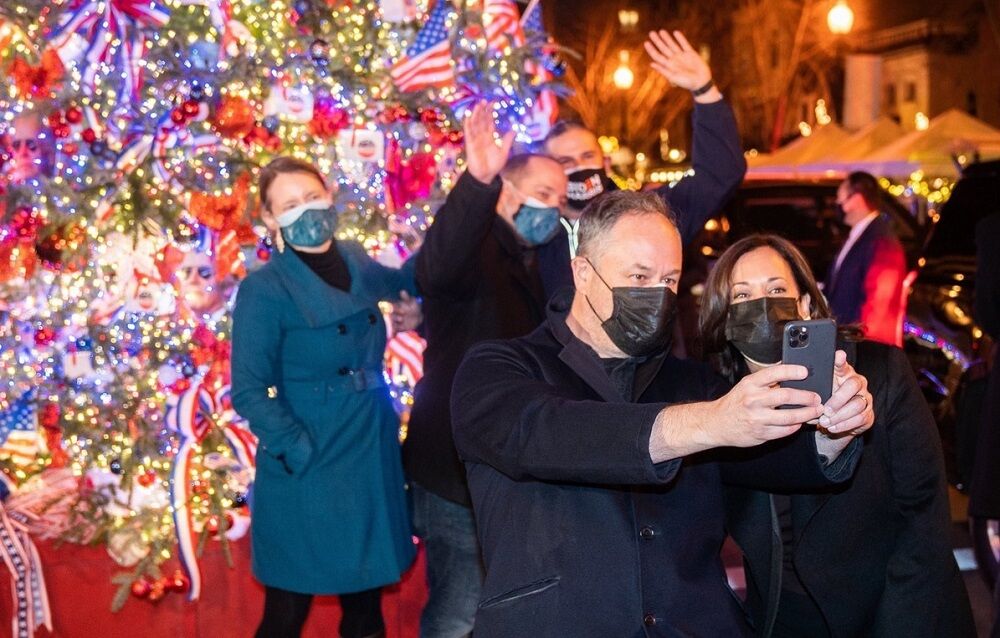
{"left": 276, "top": 199, "right": 337, "bottom": 248}
{"left": 504, "top": 180, "right": 561, "bottom": 246}
{"left": 514, "top": 197, "right": 561, "bottom": 246}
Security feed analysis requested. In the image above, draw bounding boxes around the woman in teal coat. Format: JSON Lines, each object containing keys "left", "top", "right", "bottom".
{"left": 231, "top": 157, "right": 416, "bottom": 638}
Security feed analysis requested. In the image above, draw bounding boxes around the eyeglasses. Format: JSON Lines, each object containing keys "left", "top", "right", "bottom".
{"left": 10, "top": 139, "right": 38, "bottom": 152}
{"left": 179, "top": 266, "right": 213, "bottom": 280}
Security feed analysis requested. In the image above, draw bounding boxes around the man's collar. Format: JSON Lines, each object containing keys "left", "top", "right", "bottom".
{"left": 848, "top": 211, "right": 879, "bottom": 240}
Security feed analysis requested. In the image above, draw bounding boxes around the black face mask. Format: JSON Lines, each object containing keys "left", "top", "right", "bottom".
{"left": 724, "top": 297, "right": 802, "bottom": 364}
{"left": 566, "top": 168, "right": 618, "bottom": 211}
{"left": 835, "top": 204, "right": 848, "bottom": 225}
{"left": 584, "top": 260, "right": 677, "bottom": 357}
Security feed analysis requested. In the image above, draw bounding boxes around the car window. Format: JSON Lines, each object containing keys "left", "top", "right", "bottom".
{"left": 924, "top": 164, "right": 1000, "bottom": 260}
{"left": 729, "top": 195, "right": 831, "bottom": 242}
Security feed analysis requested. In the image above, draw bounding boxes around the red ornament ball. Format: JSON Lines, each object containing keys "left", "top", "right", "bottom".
{"left": 137, "top": 470, "right": 157, "bottom": 487}
{"left": 182, "top": 99, "right": 201, "bottom": 117}
{"left": 169, "top": 570, "right": 191, "bottom": 593}
{"left": 420, "top": 109, "right": 441, "bottom": 125}
{"left": 62, "top": 142, "right": 79, "bottom": 155}
{"left": 170, "top": 108, "right": 187, "bottom": 124}
{"left": 130, "top": 579, "right": 152, "bottom": 598}
{"left": 148, "top": 581, "right": 166, "bottom": 603}
{"left": 34, "top": 326, "right": 56, "bottom": 346}
{"left": 205, "top": 515, "right": 221, "bottom": 535}
{"left": 65, "top": 106, "right": 83, "bottom": 124}
{"left": 81, "top": 128, "right": 97, "bottom": 144}
{"left": 52, "top": 125, "right": 70, "bottom": 139}
{"left": 46, "top": 111, "right": 63, "bottom": 126}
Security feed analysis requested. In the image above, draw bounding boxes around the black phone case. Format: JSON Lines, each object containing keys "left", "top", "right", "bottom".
{"left": 779, "top": 319, "right": 836, "bottom": 404}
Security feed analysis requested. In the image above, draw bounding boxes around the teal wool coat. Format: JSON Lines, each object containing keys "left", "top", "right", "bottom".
{"left": 231, "top": 241, "right": 417, "bottom": 594}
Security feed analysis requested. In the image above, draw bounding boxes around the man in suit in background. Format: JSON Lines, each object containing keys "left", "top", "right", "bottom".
{"left": 824, "top": 171, "right": 908, "bottom": 346}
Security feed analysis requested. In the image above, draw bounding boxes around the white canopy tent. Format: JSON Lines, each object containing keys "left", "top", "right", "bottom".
{"left": 748, "top": 110, "right": 1000, "bottom": 179}
{"left": 825, "top": 116, "right": 906, "bottom": 162}
{"left": 747, "top": 123, "right": 851, "bottom": 174}
{"left": 860, "top": 109, "right": 1000, "bottom": 178}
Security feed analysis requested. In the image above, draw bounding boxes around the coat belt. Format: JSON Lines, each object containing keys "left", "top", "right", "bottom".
{"left": 281, "top": 365, "right": 387, "bottom": 399}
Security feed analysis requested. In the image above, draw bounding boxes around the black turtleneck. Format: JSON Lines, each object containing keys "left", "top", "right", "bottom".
{"left": 293, "top": 242, "right": 352, "bottom": 292}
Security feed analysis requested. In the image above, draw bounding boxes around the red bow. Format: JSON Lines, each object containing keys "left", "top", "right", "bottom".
{"left": 9, "top": 50, "right": 65, "bottom": 100}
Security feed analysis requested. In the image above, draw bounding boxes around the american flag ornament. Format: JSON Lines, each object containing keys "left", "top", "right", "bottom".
{"left": 519, "top": 0, "right": 559, "bottom": 139}
{"left": 0, "top": 391, "right": 42, "bottom": 467}
{"left": 391, "top": 0, "right": 458, "bottom": 93}
{"left": 482, "top": 0, "right": 524, "bottom": 50}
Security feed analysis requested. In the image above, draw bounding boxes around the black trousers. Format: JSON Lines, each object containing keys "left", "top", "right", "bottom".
{"left": 255, "top": 585, "right": 384, "bottom": 638}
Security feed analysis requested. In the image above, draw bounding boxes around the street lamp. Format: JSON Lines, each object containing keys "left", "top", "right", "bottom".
{"left": 827, "top": 0, "right": 854, "bottom": 35}
{"left": 613, "top": 50, "right": 634, "bottom": 90}
{"left": 618, "top": 9, "right": 639, "bottom": 32}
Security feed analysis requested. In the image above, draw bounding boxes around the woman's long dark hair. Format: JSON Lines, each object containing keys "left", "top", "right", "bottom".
{"left": 698, "top": 234, "right": 838, "bottom": 382}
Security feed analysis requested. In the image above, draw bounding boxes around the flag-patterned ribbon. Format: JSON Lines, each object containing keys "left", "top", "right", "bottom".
{"left": 49, "top": 0, "right": 170, "bottom": 101}
{"left": 166, "top": 383, "right": 255, "bottom": 601}
{"left": 0, "top": 489, "right": 52, "bottom": 638}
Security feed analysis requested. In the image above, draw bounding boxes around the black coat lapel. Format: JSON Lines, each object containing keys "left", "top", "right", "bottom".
{"left": 557, "top": 339, "right": 625, "bottom": 403}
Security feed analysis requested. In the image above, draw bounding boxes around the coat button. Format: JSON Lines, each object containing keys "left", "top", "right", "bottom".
{"left": 643, "top": 614, "right": 656, "bottom": 626}
{"left": 639, "top": 526, "right": 655, "bottom": 540}
{"left": 338, "top": 324, "right": 348, "bottom": 335}
{"left": 368, "top": 313, "right": 377, "bottom": 324}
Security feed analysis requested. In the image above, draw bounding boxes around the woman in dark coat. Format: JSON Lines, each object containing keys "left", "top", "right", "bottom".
{"left": 231, "top": 157, "right": 416, "bottom": 638}
{"left": 699, "top": 234, "right": 974, "bottom": 637}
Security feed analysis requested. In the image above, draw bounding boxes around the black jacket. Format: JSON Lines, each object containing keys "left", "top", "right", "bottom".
{"left": 406, "top": 100, "right": 747, "bottom": 504}
{"left": 537, "top": 100, "right": 747, "bottom": 297}
{"left": 725, "top": 341, "right": 975, "bottom": 638}
{"left": 405, "top": 173, "right": 549, "bottom": 503}
{"left": 450, "top": 293, "right": 859, "bottom": 638}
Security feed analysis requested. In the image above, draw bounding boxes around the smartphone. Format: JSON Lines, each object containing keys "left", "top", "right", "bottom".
{"left": 779, "top": 319, "right": 836, "bottom": 405}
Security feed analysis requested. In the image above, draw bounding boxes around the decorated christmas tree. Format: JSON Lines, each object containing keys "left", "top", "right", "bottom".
{"left": 0, "top": 0, "right": 562, "bottom": 624}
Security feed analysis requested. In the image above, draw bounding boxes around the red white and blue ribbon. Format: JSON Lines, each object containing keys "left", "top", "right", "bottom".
{"left": 49, "top": 0, "right": 170, "bottom": 102}
{"left": 167, "top": 384, "right": 215, "bottom": 601}
{"left": 166, "top": 383, "right": 255, "bottom": 601}
{"left": 116, "top": 112, "right": 222, "bottom": 193}
{"left": 214, "top": 386, "right": 257, "bottom": 470}
{"left": 0, "top": 498, "right": 51, "bottom": 638}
